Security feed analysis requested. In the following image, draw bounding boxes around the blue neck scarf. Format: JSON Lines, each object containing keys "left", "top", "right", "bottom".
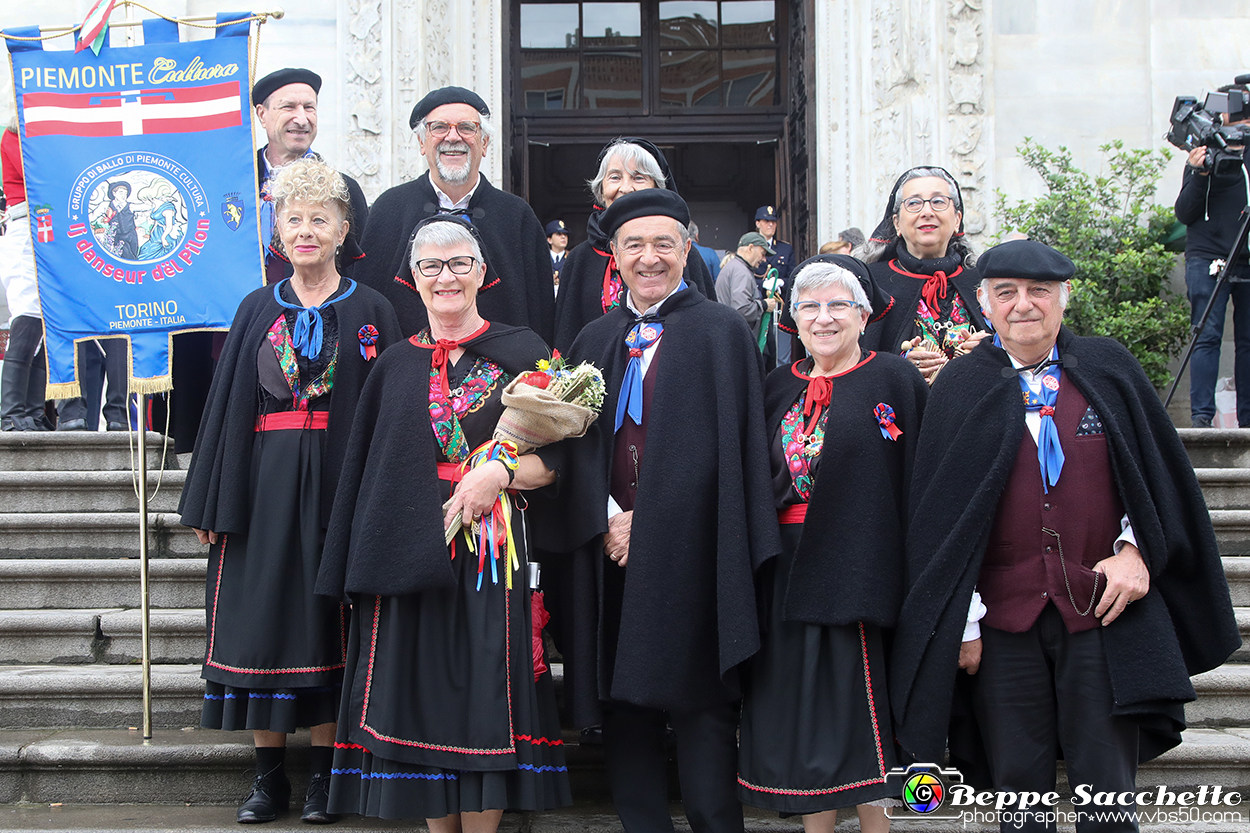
{"left": 614, "top": 282, "right": 686, "bottom": 431}
{"left": 273, "top": 278, "right": 357, "bottom": 361}
{"left": 999, "top": 335, "right": 1064, "bottom": 493}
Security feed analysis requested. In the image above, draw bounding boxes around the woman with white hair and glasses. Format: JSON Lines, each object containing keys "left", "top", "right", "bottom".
{"left": 861, "top": 165, "right": 990, "bottom": 383}
{"left": 552, "top": 137, "right": 715, "bottom": 353}
{"left": 738, "top": 254, "right": 927, "bottom": 833}
{"left": 317, "top": 215, "right": 570, "bottom": 830}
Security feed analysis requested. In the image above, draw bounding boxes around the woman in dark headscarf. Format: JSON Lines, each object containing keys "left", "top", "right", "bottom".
{"left": 739, "top": 254, "right": 926, "bottom": 832}
{"left": 551, "top": 137, "right": 715, "bottom": 353}
{"left": 860, "top": 166, "right": 989, "bottom": 383}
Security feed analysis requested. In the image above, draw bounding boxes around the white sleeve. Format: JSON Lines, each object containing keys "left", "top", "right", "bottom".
{"left": 1113, "top": 513, "right": 1137, "bottom": 554}
{"left": 963, "top": 590, "right": 987, "bottom": 642}
{"left": 607, "top": 495, "right": 624, "bottom": 521}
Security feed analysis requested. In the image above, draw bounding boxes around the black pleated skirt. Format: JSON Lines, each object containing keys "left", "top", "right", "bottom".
{"left": 200, "top": 425, "right": 346, "bottom": 732}
{"left": 738, "top": 525, "right": 898, "bottom": 814}
{"left": 327, "top": 514, "right": 571, "bottom": 819}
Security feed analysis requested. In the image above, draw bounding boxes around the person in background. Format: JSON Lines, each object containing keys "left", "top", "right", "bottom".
{"left": 548, "top": 218, "right": 569, "bottom": 294}
{"left": 753, "top": 205, "right": 797, "bottom": 364}
{"left": 0, "top": 115, "right": 49, "bottom": 431}
{"left": 861, "top": 166, "right": 988, "bottom": 384}
{"left": 716, "top": 232, "right": 781, "bottom": 341}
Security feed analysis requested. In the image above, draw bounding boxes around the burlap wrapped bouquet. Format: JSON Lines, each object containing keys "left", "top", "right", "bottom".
{"left": 493, "top": 375, "right": 598, "bottom": 454}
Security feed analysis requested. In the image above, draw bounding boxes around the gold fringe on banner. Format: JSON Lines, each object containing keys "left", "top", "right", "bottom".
{"left": 46, "top": 381, "right": 82, "bottom": 400}
{"left": 131, "top": 375, "right": 173, "bottom": 395}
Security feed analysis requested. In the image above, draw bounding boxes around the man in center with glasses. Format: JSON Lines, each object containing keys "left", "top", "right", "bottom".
{"left": 355, "top": 86, "right": 555, "bottom": 342}
{"left": 890, "top": 239, "right": 1238, "bottom": 832}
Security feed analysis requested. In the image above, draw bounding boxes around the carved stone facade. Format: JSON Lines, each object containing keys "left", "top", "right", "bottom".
{"left": 338, "top": 0, "right": 503, "bottom": 203}
{"left": 814, "top": 0, "right": 988, "bottom": 248}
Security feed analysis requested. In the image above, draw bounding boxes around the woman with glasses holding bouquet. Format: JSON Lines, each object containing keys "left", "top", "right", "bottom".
{"left": 738, "top": 254, "right": 927, "bottom": 833}
{"left": 316, "top": 215, "right": 571, "bottom": 832}
{"left": 860, "top": 166, "right": 989, "bottom": 383}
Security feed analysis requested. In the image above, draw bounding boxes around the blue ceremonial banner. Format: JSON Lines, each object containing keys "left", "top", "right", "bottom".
{"left": 6, "top": 15, "right": 261, "bottom": 395}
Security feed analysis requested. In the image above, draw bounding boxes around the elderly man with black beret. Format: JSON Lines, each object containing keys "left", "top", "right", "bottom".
{"left": 890, "top": 240, "right": 1239, "bottom": 831}
{"left": 355, "top": 86, "right": 555, "bottom": 343}
{"left": 541, "top": 189, "right": 780, "bottom": 832}
{"left": 252, "top": 68, "right": 369, "bottom": 283}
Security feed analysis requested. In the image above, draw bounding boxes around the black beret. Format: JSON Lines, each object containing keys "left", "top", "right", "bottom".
{"left": 977, "top": 239, "right": 1075, "bottom": 282}
{"left": 790, "top": 253, "right": 893, "bottom": 325}
{"left": 252, "top": 68, "right": 321, "bottom": 106}
{"left": 600, "top": 189, "right": 690, "bottom": 240}
{"left": 409, "top": 86, "right": 490, "bottom": 130}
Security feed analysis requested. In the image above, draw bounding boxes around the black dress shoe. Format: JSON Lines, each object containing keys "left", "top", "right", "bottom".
{"left": 300, "top": 772, "right": 336, "bottom": 824}
{"left": 236, "top": 770, "right": 291, "bottom": 824}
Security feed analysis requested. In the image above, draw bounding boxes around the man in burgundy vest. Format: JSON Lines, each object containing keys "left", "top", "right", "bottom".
{"left": 890, "top": 240, "right": 1239, "bottom": 833}
{"left": 547, "top": 189, "right": 779, "bottom": 833}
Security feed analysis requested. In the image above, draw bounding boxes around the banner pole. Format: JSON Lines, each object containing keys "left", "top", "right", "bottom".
{"left": 136, "top": 391, "right": 153, "bottom": 739}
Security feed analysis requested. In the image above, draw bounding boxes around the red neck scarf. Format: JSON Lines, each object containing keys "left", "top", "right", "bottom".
{"left": 411, "top": 320, "right": 491, "bottom": 396}
{"left": 920, "top": 270, "right": 949, "bottom": 315}
{"left": 594, "top": 247, "right": 623, "bottom": 314}
{"left": 802, "top": 374, "right": 832, "bottom": 436}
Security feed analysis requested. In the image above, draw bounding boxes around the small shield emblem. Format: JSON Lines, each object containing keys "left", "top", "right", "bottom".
{"left": 222, "top": 197, "right": 244, "bottom": 231}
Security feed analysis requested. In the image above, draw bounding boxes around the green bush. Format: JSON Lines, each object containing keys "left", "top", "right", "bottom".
{"left": 995, "top": 139, "right": 1189, "bottom": 387}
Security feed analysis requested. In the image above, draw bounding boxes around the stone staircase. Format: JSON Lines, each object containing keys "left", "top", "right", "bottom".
{"left": 0, "top": 429, "right": 1249, "bottom": 826}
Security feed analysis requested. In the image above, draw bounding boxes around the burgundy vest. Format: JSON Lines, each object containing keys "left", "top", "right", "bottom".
{"left": 610, "top": 344, "right": 661, "bottom": 512}
{"left": 978, "top": 373, "right": 1124, "bottom": 634}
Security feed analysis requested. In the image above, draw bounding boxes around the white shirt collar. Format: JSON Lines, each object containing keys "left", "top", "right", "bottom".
{"left": 431, "top": 175, "right": 482, "bottom": 211}
{"left": 625, "top": 279, "right": 686, "bottom": 318}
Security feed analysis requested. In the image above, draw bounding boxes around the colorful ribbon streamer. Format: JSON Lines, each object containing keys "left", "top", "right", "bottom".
{"left": 358, "top": 324, "right": 379, "bottom": 361}
{"left": 451, "top": 440, "right": 521, "bottom": 590}
{"left": 875, "top": 402, "right": 902, "bottom": 441}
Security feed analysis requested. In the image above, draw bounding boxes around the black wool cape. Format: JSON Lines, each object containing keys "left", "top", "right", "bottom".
{"left": 861, "top": 259, "right": 985, "bottom": 355}
{"left": 354, "top": 174, "right": 556, "bottom": 344}
{"left": 765, "top": 353, "right": 927, "bottom": 627}
{"left": 889, "top": 328, "right": 1240, "bottom": 774}
{"left": 178, "top": 281, "right": 402, "bottom": 534}
{"left": 552, "top": 238, "right": 716, "bottom": 354}
{"left": 315, "top": 324, "right": 550, "bottom": 602}
{"left": 550, "top": 288, "right": 782, "bottom": 719}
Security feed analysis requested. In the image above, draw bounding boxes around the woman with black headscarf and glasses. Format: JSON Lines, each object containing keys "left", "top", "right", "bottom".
{"left": 860, "top": 165, "right": 990, "bottom": 384}
{"left": 551, "top": 137, "right": 715, "bottom": 354}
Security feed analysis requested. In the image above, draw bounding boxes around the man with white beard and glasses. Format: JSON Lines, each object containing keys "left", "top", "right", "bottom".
{"left": 355, "top": 86, "right": 555, "bottom": 343}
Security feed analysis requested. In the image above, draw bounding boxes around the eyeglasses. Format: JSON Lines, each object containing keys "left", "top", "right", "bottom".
{"left": 618, "top": 239, "right": 679, "bottom": 257}
{"left": 415, "top": 256, "right": 478, "bottom": 277}
{"left": 425, "top": 120, "right": 482, "bottom": 139}
{"left": 793, "top": 299, "right": 862, "bottom": 319}
{"left": 900, "top": 195, "right": 954, "bottom": 213}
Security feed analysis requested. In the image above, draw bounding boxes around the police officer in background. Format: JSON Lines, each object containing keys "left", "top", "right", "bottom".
{"left": 548, "top": 219, "right": 569, "bottom": 294}
{"left": 753, "top": 205, "right": 796, "bottom": 364}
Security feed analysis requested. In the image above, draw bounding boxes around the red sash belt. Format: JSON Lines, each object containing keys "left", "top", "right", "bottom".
{"left": 255, "top": 411, "right": 329, "bottom": 432}
{"left": 777, "top": 503, "right": 807, "bottom": 525}
{"left": 437, "top": 462, "right": 464, "bottom": 483}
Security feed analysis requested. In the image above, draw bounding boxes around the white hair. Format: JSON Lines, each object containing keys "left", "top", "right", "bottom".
{"left": 588, "top": 140, "right": 668, "bottom": 204}
{"left": 790, "top": 263, "right": 872, "bottom": 316}
{"left": 410, "top": 221, "right": 485, "bottom": 272}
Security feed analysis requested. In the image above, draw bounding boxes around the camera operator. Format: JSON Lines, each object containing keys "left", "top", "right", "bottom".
{"left": 1175, "top": 84, "right": 1250, "bottom": 428}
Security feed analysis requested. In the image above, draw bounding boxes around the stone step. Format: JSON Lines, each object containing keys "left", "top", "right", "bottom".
{"left": 1227, "top": 557, "right": 1250, "bottom": 608}
{"left": 0, "top": 432, "right": 176, "bottom": 473}
{"left": 0, "top": 609, "right": 204, "bottom": 665}
{"left": 0, "top": 470, "right": 185, "bottom": 514}
{"left": 1180, "top": 428, "right": 1250, "bottom": 469}
{"left": 0, "top": 665, "right": 204, "bottom": 730}
{"left": 0, "top": 513, "right": 199, "bottom": 560}
{"left": 1236, "top": 608, "right": 1250, "bottom": 663}
{"left": 1196, "top": 468, "right": 1250, "bottom": 511}
{"left": 1211, "top": 510, "right": 1250, "bottom": 556}
{"left": 1190, "top": 665, "right": 1250, "bottom": 728}
{"left": 0, "top": 559, "right": 205, "bottom": 610}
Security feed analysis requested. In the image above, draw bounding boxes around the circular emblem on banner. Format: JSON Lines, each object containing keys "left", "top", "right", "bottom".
{"left": 70, "top": 153, "right": 206, "bottom": 266}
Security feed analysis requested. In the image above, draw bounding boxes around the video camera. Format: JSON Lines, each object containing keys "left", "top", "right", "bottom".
{"left": 1166, "top": 75, "right": 1250, "bottom": 177}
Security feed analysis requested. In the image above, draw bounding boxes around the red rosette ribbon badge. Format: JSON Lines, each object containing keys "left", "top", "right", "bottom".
{"left": 875, "top": 403, "right": 903, "bottom": 441}
{"left": 358, "top": 324, "right": 380, "bottom": 361}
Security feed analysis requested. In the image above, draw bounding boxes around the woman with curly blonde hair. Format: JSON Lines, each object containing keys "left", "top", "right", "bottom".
{"left": 180, "top": 158, "right": 401, "bottom": 824}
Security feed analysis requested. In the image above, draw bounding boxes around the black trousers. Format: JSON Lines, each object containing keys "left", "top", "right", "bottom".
{"left": 602, "top": 700, "right": 744, "bottom": 833}
{"left": 973, "top": 605, "right": 1139, "bottom": 833}
{"left": 1, "top": 315, "right": 47, "bottom": 427}
{"left": 59, "top": 338, "right": 129, "bottom": 429}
